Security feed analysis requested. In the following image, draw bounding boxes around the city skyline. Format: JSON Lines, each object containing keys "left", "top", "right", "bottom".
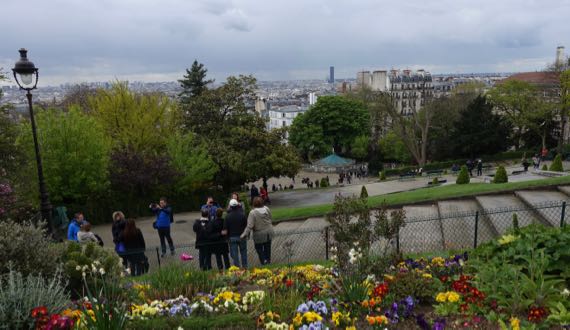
{"left": 1, "top": 0, "right": 569, "bottom": 86}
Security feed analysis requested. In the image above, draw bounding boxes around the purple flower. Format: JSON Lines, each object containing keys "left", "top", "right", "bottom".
{"left": 297, "top": 303, "right": 309, "bottom": 313}
{"left": 416, "top": 314, "right": 430, "bottom": 330}
{"left": 433, "top": 318, "right": 446, "bottom": 330}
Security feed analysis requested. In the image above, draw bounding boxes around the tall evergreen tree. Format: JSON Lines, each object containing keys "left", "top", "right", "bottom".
{"left": 178, "top": 60, "right": 213, "bottom": 103}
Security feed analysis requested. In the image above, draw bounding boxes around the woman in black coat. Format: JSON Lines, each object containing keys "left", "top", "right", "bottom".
{"left": 120, "top": 219, "right": 149, "bottom": 276}
{"left": 207, "top": 208, "right": 230, "bottom": 270}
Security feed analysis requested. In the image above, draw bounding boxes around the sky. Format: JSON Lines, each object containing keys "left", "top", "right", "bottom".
{"left": 1, "top": 0, "right": 569, "bottom": 85}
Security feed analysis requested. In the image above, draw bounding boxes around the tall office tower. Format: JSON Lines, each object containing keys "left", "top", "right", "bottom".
{"left": 329, "top": 66, "right": 335, "bottom": 83}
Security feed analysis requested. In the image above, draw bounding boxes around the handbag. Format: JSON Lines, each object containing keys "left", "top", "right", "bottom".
{"left": 116, "top": 242, "right": 126, "bottom": 254}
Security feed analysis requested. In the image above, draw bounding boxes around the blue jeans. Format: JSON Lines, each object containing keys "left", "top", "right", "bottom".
{"left": 229, "top": 237, "right": 248, "bottom": 268}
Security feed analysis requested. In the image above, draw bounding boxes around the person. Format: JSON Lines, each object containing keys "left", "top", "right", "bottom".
{"left": 201, "top": 196, "right": 219, "bottom": 221}
{"left": 250, "top": 184, "right": 260, "bottom": 204}
{"left": 466, "top": 159, "right": 474, "bottom": 176}
{"left": 225, "top": 198, "right": 248, "bottom": 268}
{"left": 477, "top": 160, "right": 483, "bottom": 176}
{"left": 260, "top": 186, "right": 270, "bottom": 205}
{"left": 111, "top": 211, "right": 127, "bottom": 252}
{"left": 226, "top": 192, "right": 243, "bottom": 211}
{"left": 241, "top": 197, "right": 274, "bottom": 265}
{"left": 150, "top": 197, "right": 175, "bottom": 258}
{"left": 67, "top": 212, "right": 85, "bottom": 241}
{"left": 278, "top": 184, "right": 283, "bottom": 191}
{"left": 77, "top": 222, "right": 99, "bottom": 244}
{"left": 541, "top": 147, "right": 548, "bottom": 161}
{"left": 193, "top": 209, "right": 212, "bottom": 270}
{"left": 451, "top": 163, "right": 460, "bottom": 174}
{"left": 271, "top": 184, "right": 276, "bottom": 192}
{"left": 121, "top": 219, "right": 149, "bottom": 276}
{"left": 532, "top": 155, "right": 539, "bottom": 170}
{"left": 522, "top": 158, "right": 530, "bottom": 171}
{"left": 208, "top": 208, "right": 230, "bottom": 270}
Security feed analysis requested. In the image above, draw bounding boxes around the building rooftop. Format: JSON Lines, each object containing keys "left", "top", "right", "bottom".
{"left": 502, "top": 72, "right": 560, "bottom": 85}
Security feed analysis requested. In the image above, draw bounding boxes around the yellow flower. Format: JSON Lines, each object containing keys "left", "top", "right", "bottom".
{"left": 293, "top": 313, "right": 302, "bottom": 326}
{"left": 384, "top": 274, "right": 395, "bottom": 281}
{"left": 436, "top": 292, "right": 447, "bottom": 303}
{"left": 498, "top": 234, "right": 518, "bottom": 245}
{"left": 332, "top": 311, "right": 341, "bottom": 326}
{"left": 228, "top": 265, "right": 240, "bottom": 272}
{"left": 510, "top": 317, "right": 520, "bottom": 330}
{"left": 346, "top": 327, "right": 356, "bottom": 330}
{"left": 447, "top": 291, "right": 460, "bottom": 303}
{"left": 431, "top": 257, "right": 445, "bottom": 266}
{"left": 422, "top": 273, "right": 432, "bottom": 279}
{"left": 303, "top": 311, "right": 322, "bottom": 323}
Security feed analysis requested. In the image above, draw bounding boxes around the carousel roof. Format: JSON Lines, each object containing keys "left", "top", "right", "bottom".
{"left": 314, "top": 154, "right": 355, "bottom": 167}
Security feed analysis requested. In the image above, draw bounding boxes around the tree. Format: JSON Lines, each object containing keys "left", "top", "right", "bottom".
{"left": 351, "top": 135, "right": 370, "bottom": 160}
{"left": 289, "top": 95, "right": 369, "bottom": 158}
{"left": 449, "top": 95, "right": 511, "bottom": 158}
{"left": 456, "top": 165, "right": 470, "bottom": 184}
{"left": 16, "top": 107, "right": 111, "bottom": 205}
{"left": 182, "top": 74, "right": 301, "bottom": 192}
{"left": 550, "top": 154, "right": 563, "bottom": 172}
{"left": 378, "top": 130, "right": 412, "bottom": 163}
{"left": 288, "top": 115, "right": 329, "bottom": 161}
{"left": 493, "top": 166, "right": 508, "bottom": 183}
{"left": 178, "top": 60, "right": 213, "bottom": 104}
{"left": 559, "top": 70, "right": 570, "bottom": 153}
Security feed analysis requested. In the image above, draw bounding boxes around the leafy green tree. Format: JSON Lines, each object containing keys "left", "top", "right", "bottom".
{"left": 378, "top": 130, "right": 412, "bottom": 163}
{"left": 17, "top": 107, "right": 111, "bottom": 204}
{"left": 550, "top": 154, "right": 563, "bottom": 172}
{"left": 351, "top": 135, "right": 370, "bottom": 160}
{"left": 182, "top": 74, "right": 301, "bottom": 192}
{"left": 289, "top": 96, "right": 369, "bottom": 159}
{"left": 456, "top": 165, "right": 470, "bottom": 184}
{"left": 493, "top": 166, "right": 508, "bottom": 183}
{"left": 559, "top": 70, "right": 570, "bottom": 152}
{"left": 88, "top": 82, "right": 178, "bottom": 154}
{"left": 288, "top": 115, "right": 329, "bottom": 161}
{"left": 166, "top": 132, "right": 218, "bottom": 194}
{"left": 178, "top": 60, "right": 213, "bottom": 104}
{"left": 0, "top": 73, "right": 21, "bottom": 175}
{"left": 360, "top": 185, "right": 368, "bottom": 198}
{"left": 449, "top": 95, "right": 511, "bottom": 158}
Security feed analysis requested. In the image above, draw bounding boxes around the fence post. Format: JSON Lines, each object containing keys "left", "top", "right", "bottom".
{"left": 473, "top": 211, "right": 479, "bottom": 249}
{"left": 325, "top": 227, "right": 330, "bottom": 260}
{"left": 561, "top": 201, "right": 567, "bottom": 228}
{"left": 396, "top": 230, "right": 400, "bottom": 254}
{"left": 155, "top": 247, "right": 161, "bottom": 269}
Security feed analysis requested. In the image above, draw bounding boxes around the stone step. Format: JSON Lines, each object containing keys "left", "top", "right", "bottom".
{"left": 437, "top": 200, "right": 494, "bottom": 250}
{"left": 400, "top": 205, "right": 443, "bottom": 253}
{"left": 475, "top": 195, "right": 537, "bottom": 234}
{"left": 514, "top": 190, "right": 568, "bottom": 226}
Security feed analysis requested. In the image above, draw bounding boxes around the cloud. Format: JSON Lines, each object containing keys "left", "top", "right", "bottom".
{"left": 222, "top": 8, "right": 252, "bottom": 32}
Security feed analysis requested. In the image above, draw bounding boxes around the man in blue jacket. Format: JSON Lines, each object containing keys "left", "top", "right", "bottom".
{"left": 200, "top": 196, "right": 219, "bottom": 221}
{"left": 150, "top": 197, "right": 175, "bottom": 258}
{"left": 67, "top": 212, "right": 85, "bottom": 241}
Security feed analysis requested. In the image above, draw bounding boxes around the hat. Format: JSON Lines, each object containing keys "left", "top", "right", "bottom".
{"left": 229, "top": 199, "right": 239, "bottom": 207}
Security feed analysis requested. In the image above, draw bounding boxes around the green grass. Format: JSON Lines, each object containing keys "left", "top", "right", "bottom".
{"left": 272, "top": 175, "right": 570, "bottom": 222}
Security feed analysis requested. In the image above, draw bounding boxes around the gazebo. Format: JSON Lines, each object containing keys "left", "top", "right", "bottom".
{"left": 310, "top": 154, "right": 357, "bottom": 173}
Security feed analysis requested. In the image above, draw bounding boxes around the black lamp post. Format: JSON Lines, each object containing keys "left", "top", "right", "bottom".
{"left": 12, "top": 48, "right": 52, "bottom": 231}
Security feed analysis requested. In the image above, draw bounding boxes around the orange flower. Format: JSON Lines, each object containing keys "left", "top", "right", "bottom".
{"left": 366, "top": 316, "right": 376, "bottom": 325}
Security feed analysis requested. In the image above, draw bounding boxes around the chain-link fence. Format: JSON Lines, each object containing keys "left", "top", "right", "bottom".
{"left": 120, "top": 199, "right": 568, "bottom": 274}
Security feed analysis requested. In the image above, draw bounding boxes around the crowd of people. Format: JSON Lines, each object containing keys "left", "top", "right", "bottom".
{"left": 67, "top": 193, "right": 275, "bottom": 276}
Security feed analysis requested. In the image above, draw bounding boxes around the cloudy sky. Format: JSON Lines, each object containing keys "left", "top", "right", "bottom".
{"left": 1, "top": 0, "right": 569, "bottom": 85}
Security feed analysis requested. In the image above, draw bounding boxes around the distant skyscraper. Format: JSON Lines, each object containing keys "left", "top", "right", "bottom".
{"left": 329, "top": 66, "right": 335, "bottom": 83}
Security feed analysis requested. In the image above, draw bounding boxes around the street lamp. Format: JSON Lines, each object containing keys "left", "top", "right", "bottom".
{"left": 12, "top": 48, "right": 52, "bottom": 231}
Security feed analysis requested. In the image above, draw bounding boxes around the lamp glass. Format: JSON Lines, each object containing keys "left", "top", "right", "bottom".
{"left": 19, "top": 73, "right": 34, "bottom": 86}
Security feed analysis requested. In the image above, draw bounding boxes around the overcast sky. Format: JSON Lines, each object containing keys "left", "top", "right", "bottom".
{"left": 1, "top": 0, "right": 569, "bottom": 85}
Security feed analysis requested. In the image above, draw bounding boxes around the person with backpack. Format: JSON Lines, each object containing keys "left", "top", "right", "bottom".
{"left": 77, "top": 222, "right": 99, "bottom": 245}
{"left": 67, "top": 212, "right": 85, "bottom": 241}
{"left": 250, "top": 184, "right": 260, "bottom": 204}
{"left": 225, "top": 198, "right": 248, "bottom": 268}
{"left": 193, "top": 209, "right": 212, "bottom": 270}
{"left": 208, "top": 208, "right": 230, "bottom": 270}
{"left": 150, "top": 197, "right": 175, "bottom": 258}
{"left": 241, "top": 197, "right": 275, "bottom": 265}
{"left": 121, "top": 219, "right": 149, "bottom": 276}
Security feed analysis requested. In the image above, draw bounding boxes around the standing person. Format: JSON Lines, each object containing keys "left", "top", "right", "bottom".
{"left": 532, "top": 155, "right": 539, "bottom": 170}
{"left": 476, "top": 159, "right": 483, "bottom": 176}
{"left": 225, "top": 199, "right": 248, "bottom": 268}
{"left": 226, "top": 192, "right": 243, "bottom": 211}
{"left": 201, "top": 196, "right": 219, "bottom": 221}
{"left": 208, "top": 208, "right": 230, "bottom": 270}
{"left": 111, "top": 211, "right": 127, "bottom": 253}
{"left": 77, "top": 223, "right": 99, "bottom": 244}
{"left": 193, "top": 209, "right": 212, "bottom": 270}
{"left": 67, "top": 212, "right": 85, "bottom": 241}
{"left": 260, "top": 186, "right": 271, "bottom": 205}
{"left": 466, "top": 159, "right": 474, "bottom": 177}
{"left": 271, "top": 184, "right": 276, "bottom": 192}
{"left": 541, "top": 147, "right": 548, "bottom": 161}
{"left": 150, "top": 197, "right": 175, "bottom": 258}
{"left": 250, "top": 184, "right": 260, "bottom": 204}
{"left": 241, "top": 197, "right": 274, "bottom": 265}
{"left": 121, "top": 219, "right": 149, "bottom": 276}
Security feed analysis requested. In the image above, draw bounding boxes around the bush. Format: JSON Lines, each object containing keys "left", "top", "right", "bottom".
{"left": 493, "top": 166, "right": 508, "bottom": 183}
{"left": 0, "top": 220, "right": 61, "bottom": 277}
{"left": 432, "top": 177, "right": 439, "bottom": 185}
{"left": 320, "top": 177, "right": 329, "bottom": 188}
{"left": 379, "top": 171, "right": 386, "bottom": 181}
{"left": 387, "top": 271, "right": 440, "bottom": 302}
{"left": 60, "top": 242, "right": 123, "bottom": 296}
{"left": 0, "top": 268, "right": 69, "bottom": 330}
{"left": 456, "top": 166, "right": 470, "bottom": 184}
{"left": 360, "top": 185, "right": 368, "bottom": 198}
{"left": 542, "top": 164, "right": 548, "bottom": 171}
{"left": 550, "top": 154, "right": 563, "bottom": 172}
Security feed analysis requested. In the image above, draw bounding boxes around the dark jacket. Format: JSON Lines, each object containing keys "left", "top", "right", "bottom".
{"left": 152, "top": 206, "right": 172, "bottom": 228}
{"left": 200, "top": 203, "right": 219, "bottom": 221}
{"left": 193, "top": 217, "right": 210, "bottom": 248}
{"left": 225, "top": 208, "right": 247, "bottom": 238}
{"left": 121, "top": 229, "right": 146, "bottom": 252}
{"left": 208, "top": 216, "right": 229, "bottom": 254}
{"left": 112, "top": 219, "right": 126, "bottom": 244}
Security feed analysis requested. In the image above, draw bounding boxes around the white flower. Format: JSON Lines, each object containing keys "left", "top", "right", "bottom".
{"left": 177, "top": 327, "right": 184, "bottom": 330}
{"left": 366, "top": 274, "right": 376, "bottom": 282}
{"left": 93, "top": 260, "right": 100, "bottom": 266}
{"left": 82, "top": 272, "right": 86, "bottom": 278}
{"left": 562, "top": 288, "right": 570, "bottom": 297}
{"left": 126, "top": 268, "right": 131, "bottom": 274}
{"left": 99, "top": 268, "right": 105, "bottom": 275}
{"left": 82, "top": 265, "right": 88, "bottom": 271}
{"left": 75, "top": 265, "right": 81, "bottom": 271}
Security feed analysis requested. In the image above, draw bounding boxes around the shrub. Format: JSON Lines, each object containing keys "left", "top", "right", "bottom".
{"left": 0, "top": 220, "right": 61, "bottom": 277}
{"left": 60, "top": 242, "right": 123, "bottom": 296}
{"left": 456, "top": 166, "right": 470, "bottom": 184}
{"left": 379, "top": 171, "right": 386, "bottom": 181}
{"left": 493, "top": 166, "right": 508, "bottom": 183}
{"left": 550, "top": 154, "right": 563, "bottom": 172}
{"left": 0, "top": 268, "right": 69, "bottom": 329}
{"left": 320, "top": 177, "right": 329, "bottom": 188}
{"left": 387, "top": 271, "right": 439, "bottom": 302}
{"left": 542, "top": 164, "right": 548, "bottom": 171}
{"left": 432, "top": 177, "right": 439, "bottom": 185}
{"left": 360, "top": 185, "right": 368, "bottom": 198}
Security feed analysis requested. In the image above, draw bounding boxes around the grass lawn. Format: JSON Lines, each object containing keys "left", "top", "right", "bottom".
{"left": 272, "top": 175, "right": 570, "bottom": 222}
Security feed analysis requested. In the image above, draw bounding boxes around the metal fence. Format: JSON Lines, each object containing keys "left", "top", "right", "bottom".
{"left": 122, "top": 199, "right": 568, "bottom": 274}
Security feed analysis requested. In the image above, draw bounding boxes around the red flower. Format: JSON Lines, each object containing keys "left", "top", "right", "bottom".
{"left": 527, "top": 306, "right": 548, "bottom": 323}
{"left": 31, "top": 306, "right": 48, "bottom": 319}
{"left": 285, "top": 279, "right": 293, "bottom": 288}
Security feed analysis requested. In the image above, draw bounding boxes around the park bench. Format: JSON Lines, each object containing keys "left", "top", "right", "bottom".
{"left": 426, "top": 170, "right": 444, "bottom": 178}
{"left": 482, "top": 165, "right": 493, "bottom": 173}
{"left": 399, "top": 173, "right": 416, "bottom": 181}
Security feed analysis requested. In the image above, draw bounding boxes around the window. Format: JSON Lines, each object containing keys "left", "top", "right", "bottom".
{"left": 282, "top": 121, "right": 286, "bottom": 127}
{"left": 282, "top": 113, "right": 286, "bottom": 118}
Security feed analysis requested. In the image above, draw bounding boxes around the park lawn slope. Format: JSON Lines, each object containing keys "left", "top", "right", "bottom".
{"left": 272, "top": 175, "right": 570, "bottom": 222}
